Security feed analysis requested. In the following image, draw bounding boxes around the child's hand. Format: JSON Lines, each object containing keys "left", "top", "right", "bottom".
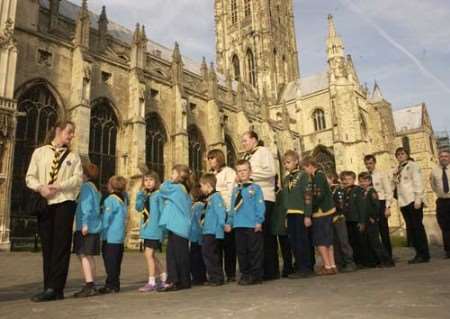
{"left": 224, "top": 225, "right": 232, "bottom": 233}
{"left": 358, "top": 223, "right": 366, "bottom": 232}
{"left": 304, "top": 217, "right": 312, "bottom": 228}
{"left": 254, "top": 224, "right": 262, "bottom": 232}
{"left": 369, "top": 217, "right": 375, "bottom": 224}
{"left": 82, "top": 225, "right": 88, "bottom": 236}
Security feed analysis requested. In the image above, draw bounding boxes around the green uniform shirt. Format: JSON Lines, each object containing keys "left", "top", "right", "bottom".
{"left": 361, "top": 187, "right": 380, "bottom": 223}
{"left": 271, "top": 190, "right": 287, "bottom": 236}
{"left": 281, "top": 169, "right": 313, "bottom": 217}
{"left": 311, "top": 170, "right": 336, "bottom": 218}
{"left": 342, "top": 185, "right": 366, "bottom": 224}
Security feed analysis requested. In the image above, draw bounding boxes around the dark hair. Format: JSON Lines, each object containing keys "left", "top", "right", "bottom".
{"left": 364, "top": 154, "right": 376, "bottom": 163}
{"left": 200, "top": 173, "right": 217, "bottom": 189}
{"left": 82, "top": 162, "right": 99, "bottom": 181}
{"left": 339, "top": 171, "right": 356, "bottom": 180}
{"left": 243, "top": 131, "right": 259, "bottom": 141}
{"left": 235, "top": 159, "right": 252, "bottom": 170}
{"left": 142, "top": 170, "right": 161, "bottom": 191}
{"left": 190, "top": 183, "right": 204, "bottom": 202}
{"left": 207, "top": 149, "right": 226, "bottom": 168}
{"left": 45, "top": 120, "right": 76, "bottom": 145}
{"left": 358, "top": 171, "right": 372, "bottom": 182}
{"left": 301, "top": 156, "right": 319, "bottom": 168}
{"left": 395, "top": 147, "right": 409, "bottom": 157}
{"left": 172, "top": 164, "right": 193, "bottom": 192}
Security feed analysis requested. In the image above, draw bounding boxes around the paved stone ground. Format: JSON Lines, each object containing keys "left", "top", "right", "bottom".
{"left": 0, "top": 247, "right": 449, "bottom": 319}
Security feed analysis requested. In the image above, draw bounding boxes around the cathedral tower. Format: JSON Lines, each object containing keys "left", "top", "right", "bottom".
{"left": 215, "top": 0, "right": 300, "bottom": 102}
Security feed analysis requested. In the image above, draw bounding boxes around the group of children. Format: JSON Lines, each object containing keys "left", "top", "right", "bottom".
{"left": 72, "top": 149, "right": 395, "bottom": 297}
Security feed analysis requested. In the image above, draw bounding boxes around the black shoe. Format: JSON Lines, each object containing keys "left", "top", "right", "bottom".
{"left": 31, "top": 289, "right": 64, "bottom": 302}
{"left": 263, "top": 274, "right": 280, "bottom": 281}
{"left": 238, "top": 278, "right": 251, "bottom": 286}
{"left": 408, "top": 256, "right": 430, "bottom": 264}
{"left": 98, "top": 286, "right": 119, "bottom": 294}
{"left": 340, "top": 263, "right": 357, "bottom": 273}
{"left": 74, "top": 285, "right": 98, "bottom": 298}
{"left": 191, "top": 280, "right": 206, "bottom": 286}
{"left": 226, "top": 276, "right": 236, "bottom": 283}
{"left": 287, "top": 271, "right": 314, "bottom": 279}
{"left": 157, "top": 283, "right": 180, "bottom": 292}
{"left": 382, "top": 260, "right": 396, "bottom": 268}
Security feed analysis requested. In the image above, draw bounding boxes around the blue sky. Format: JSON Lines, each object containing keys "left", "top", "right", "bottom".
{"left": 87, "top": 0, "right": 450, "bottom": 132}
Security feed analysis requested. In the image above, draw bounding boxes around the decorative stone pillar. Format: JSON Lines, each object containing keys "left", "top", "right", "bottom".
{"left": 0, "top": 0, "right": 18, "bottom": 251}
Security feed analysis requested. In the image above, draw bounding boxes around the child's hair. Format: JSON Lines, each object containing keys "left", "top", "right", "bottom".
{"left": 207, "top": 149, "right": 226, "bottom": 168}
{"left": 142, "top": 170, "right": 161, "bottom": 190}
{"left": 82, "top": 162, "right": 99, "bottom": 181}
{"left": 109, "top": 175, "right": 127, "bottom": 193}
{"left": 358, "top": 171, "right": 372, "bottom": 182}
{"left": 283, "top": 150, "right": 300, "bottom": 162}
{"left": 235, "top": 159, "right": 252, "bottom": 170}
{"left": 200, "top": 173, "right": 217, "bottom": 189}
{"left": 363, "top": 154, "right": 376, "bottom": 163}
{"left": 190, "top": 183, "right": 204, "bottom": 202}
{"left": 172, "top": 164, "right": 193, "bottom": 192}
{"left": 301, "top": 156, "right": 319, "bottom": 168}
{"left": 339, "top": 171, "right": 356, "bottom": 180}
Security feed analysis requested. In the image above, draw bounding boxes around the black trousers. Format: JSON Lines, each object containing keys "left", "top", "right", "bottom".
{"left": 190, "top": 242, "right": 206, "bottom": 284}
{"left": 102, "top": 242, "right": 124, "bottom": 290}
{"left": 166, "top": 232, "right": 191, "bottom": 288}
{"left": 263, "top": 201, "right": 280, "bottom": 279}
{"left": 37, "top": 200, "right": 76, "bottom": 293}
{"left": 400, "top": 202, "right": 430, "bottom": 260}
{"left": 221, "top": 230, "right": 237, "bottom": 279}
{"left": 346, "top": 221, "right": 366, "bottom": 266}
{"left": 333, "top": 218, "right": 355, "bottom": 267}
{"left": 202, "top": 235, "right": 224, "bottom": 283}
{"left": 436, "top": 198, "right": 450, "bottom": 255}
{"left": 278, "top": 235, "right": 294, "bottom": 275}
{"left": 287, "top": 215, "right": 313, "bottom": 273}
{"left": 378, "top": 200, "right": 393, "bottom": 258}
{"left": 364, "top": 221, "right": 391, "bottom": 265}
{"left": 235, "top": 228, "right": 264, "bottom": 281}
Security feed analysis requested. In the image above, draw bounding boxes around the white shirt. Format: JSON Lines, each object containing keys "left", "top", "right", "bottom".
{"left": 26, "top": 145, "right": 83, "bottom": 205}
{"left": 245, "top": 146, "right": 276, "bottom": 202}
{"left": 393, "top": 160, "right": 423, "bottom": 208}
{"left": 215, "top": 166, "right": 236, "bottom": 210}
{"left": 430, "top": 165, "right": 450, "bottom": 199}
{"left": 370, "top": 169, "right": 393, "bottom": 208}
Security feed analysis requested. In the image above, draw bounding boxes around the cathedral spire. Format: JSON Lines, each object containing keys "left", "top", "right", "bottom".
{"left": 208, "top": 62, "right": 218, "bottom": 99}
{"left": 130, "top": 22, "right": 147, "bottom": 69}
{"left": 201, "top": 57, "right": 208, "bottom": 81}
{"left": 171, "top": 42, "right": 184, "bottom": 87}
{"left": 326, "top": 14, "right": 345, "bottom": 60}
{"left": 74, "top": 0, "right": 90, "bottom": 48}
{"left": 132, "top": 23, "right": 141, "bottom": 44}
{"left": 371, "top": 81, "right": 384, "bottom": 102}
{"left": 98, "top": 5, "right": 108, "bottom": 51}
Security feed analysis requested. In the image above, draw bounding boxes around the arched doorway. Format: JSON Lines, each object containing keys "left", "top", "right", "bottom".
{"left": 188, "top": 125, "right": 206, "bottom": 180}
{"left": 225, "top": 135, "right": 237, "bottom": 168}
{"left": 312, "top": 145, "right": 336, "bottom": 176}
{"left": 146, "top": 112, "right": 167, "bottom": 179}
{"left": 11, "top": 83, "right": 59, "bottom": 247}
{"left": 89, "top": 98, "right": 118, "bottom": 194}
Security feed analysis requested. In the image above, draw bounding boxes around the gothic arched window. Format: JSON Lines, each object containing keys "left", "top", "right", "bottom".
{"left": 12, "top": 84, "right": 59, "bottom": 218}
{"left": 146, "top": 112, "right": 167, "bottom": 179}
{"left": 188, "top": 125, "right": 206, "bottom": 179}
{"left": 313, "top": 109, "right": 326, "bottom": 131}
{"left": 244, "top": 0, "right": 252, "bottom": 17}
{"left": 225, "top": 135, "right": 237, "bottom": 168}
{"left": 89, "top": 98, "right": 118, "bottom": 193}
{"left": 232, "top": 54, "right": 240, "bottom": 81}
{"left": 231, "top": 0, "right": 238, "bottom": 24}
{"left": 246, "top": 49, "right": 257, "bottom": 87}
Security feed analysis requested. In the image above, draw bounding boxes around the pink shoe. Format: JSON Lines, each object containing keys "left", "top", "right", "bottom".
{"left": 138, "top": 283, "right": 157, "bottom": 292}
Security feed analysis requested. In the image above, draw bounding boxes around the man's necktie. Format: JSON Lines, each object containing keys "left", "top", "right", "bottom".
{"left": 443, "top": 167, "right": 449, "bottom": 194}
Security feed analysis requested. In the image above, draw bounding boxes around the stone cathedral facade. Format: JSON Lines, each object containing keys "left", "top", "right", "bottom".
{"left": 0, "top": 0, "right": 440, "bottom": 249}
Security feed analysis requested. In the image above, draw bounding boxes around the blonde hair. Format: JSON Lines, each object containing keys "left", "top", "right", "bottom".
{"left": 109, "top": 175, "right": 127, "bottom": 193}
{"left": 172, "top": 164, "right": 193, "bottom": 192}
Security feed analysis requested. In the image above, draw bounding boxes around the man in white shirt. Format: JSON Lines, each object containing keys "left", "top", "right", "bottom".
{"left": 364, "top": 154, "right": 393, "bottom": 258}
{"left": 430, "top": 150, "right": 450, "bottom": 258}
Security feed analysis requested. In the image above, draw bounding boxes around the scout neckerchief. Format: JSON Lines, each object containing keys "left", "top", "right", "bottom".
{"left": 142, "top": 189, "right": 153, "bottom": 224}
{"left": 285, "top": 169, "right": 300, "bottom": 191}
{"left": 393, "top": 160, "right": 409, "bottom": 186}
{"left": 242, "top": 146, "right": 259, "bottom": 161}
{"left": 48, "top": 144, "right": 69, "bottom": 184}
{"left": 233, "top": 182, "right": 253, "bottom": 211}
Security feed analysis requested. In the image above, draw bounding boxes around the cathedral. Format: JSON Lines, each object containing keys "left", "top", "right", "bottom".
{"left": 0, "top": 0, "right": 440, "bottom": 250}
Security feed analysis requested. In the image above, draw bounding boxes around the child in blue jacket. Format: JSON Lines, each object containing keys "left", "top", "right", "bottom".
{"left": 225, "top": 160, "right": 265, "bottom": 285}
{"left": 99, "top": 175, "right": 128, "bottom": 294}
{"left": 73, "top": 163, "right": 102, "bottom": 298}
{"left": 158, "top": 164, "right": 192, "bottom": 292}
{"left": 189, "top": 185, "right": 207, "bottom": 285}
{"left": 200, "top": 173, "right": 226, "bottom": 286}
{"left": 135, "top": 171, "right": 167, "bottom": 292}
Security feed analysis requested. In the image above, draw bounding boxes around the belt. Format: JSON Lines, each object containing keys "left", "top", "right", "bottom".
{"left": 312, "top": 208, "right": 336, "bottom": 218}
{"left": 287, "top": 209, "right": 304, "bottom": 215}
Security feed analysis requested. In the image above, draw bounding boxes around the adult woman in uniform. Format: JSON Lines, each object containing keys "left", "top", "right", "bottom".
{"left": 26, "top": 120, "right": 83, "bottom": 301}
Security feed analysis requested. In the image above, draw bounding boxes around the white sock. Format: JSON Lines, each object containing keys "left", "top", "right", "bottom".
{"left": 148, "top": 276, "right": 156, "bottom": 285}
{"left": 160, "top": 272, "right": 167, "bottom": 282}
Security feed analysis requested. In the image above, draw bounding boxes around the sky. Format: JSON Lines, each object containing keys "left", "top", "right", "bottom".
{"left": 86, "top": 0, "right": 450, "bottom": 132}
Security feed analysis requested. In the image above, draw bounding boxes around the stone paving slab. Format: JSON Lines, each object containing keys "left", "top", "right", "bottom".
{"left": 0, "top": 248, "right": 449, "bottom": 319}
